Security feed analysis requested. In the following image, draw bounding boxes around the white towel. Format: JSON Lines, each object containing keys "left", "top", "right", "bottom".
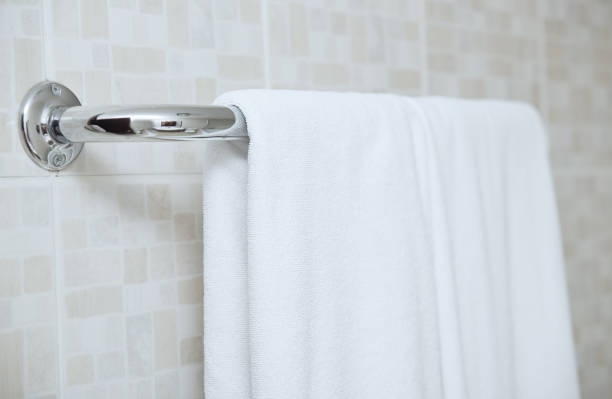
{"left": 202, "top": 90, "right": 580, "bottom": 399}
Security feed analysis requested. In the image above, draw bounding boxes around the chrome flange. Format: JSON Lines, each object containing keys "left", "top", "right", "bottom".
{"left": 18, "top": 81, "right": 83, "bottom": 171}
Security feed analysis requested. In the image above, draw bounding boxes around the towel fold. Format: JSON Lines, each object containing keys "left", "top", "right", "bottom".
{"left": 202, "top": 90, "right": 579, "bottom": 399}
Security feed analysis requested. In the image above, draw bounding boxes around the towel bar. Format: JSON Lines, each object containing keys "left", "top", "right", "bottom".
{"left": 18, "top": 81, "right": 248, "bottom": 171}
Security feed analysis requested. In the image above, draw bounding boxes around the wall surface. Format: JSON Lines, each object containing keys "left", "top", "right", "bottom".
{"left": 0, "top": 0, "right": 610, "bottom": 398}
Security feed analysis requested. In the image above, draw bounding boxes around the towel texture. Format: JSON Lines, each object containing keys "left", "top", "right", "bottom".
{"left": 202, "top": 90, "right": 579, "bottom": 399}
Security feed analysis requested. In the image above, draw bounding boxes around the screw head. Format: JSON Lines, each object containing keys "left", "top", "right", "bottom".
{"left": 50, "top": 152, "right": 67, "bottom": 168}
{"left": 51, "top": 84, "right": 62, "bottom": 96}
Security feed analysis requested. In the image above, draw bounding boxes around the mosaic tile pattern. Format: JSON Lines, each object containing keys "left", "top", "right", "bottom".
{"left": 0, "top": 179, "right": 57, "bottom": 399}
{"left": 425, "top": 0, "right": 541, "bottom": 104}
{"left": 543, "top": 1, "right": 612, "bottom": 398}
{"left": 54, "top": 175, "right": 203, "bottom": 398}
{"left": 556, "top": 174, "right": 612, "bottom": 398}
{"left": 265, "top": 0, "right": 425, "bottom": 94}
{"left": 0, "top": 0, "right": 611, "bottom": 397}
{"left": 543, "top": 0, "right": 612, "bottom": 169}
{"left": 0, "top": 1, "right": 49, "bottom": 177}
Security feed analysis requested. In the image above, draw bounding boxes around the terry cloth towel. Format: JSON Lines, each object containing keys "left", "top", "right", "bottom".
{"left": 202, "top": 90, "right": 580, "bottom": 399}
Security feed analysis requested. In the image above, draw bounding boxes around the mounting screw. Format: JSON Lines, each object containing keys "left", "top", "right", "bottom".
{"left": 50, "top": 152, "right": 67, "bottom": 168}
{"left": 51, "top": 84, "right": 62, "bottom": 96}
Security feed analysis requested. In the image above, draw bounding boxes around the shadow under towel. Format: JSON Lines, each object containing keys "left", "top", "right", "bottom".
{"left": 202, "top": 90, "right": 579, "bottom": 399}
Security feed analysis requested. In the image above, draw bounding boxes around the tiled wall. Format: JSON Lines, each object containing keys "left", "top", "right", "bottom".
{"left": 0, "top": 0, "right": 610, "bottom": 398}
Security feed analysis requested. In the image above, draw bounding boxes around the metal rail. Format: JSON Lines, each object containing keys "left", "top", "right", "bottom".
{"left": 18, "top": 81, "right": 247, "bottom": 171}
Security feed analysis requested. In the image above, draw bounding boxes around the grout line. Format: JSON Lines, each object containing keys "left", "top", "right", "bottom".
{"left": 0, "top": 171, "right": 206, "bottom": 180}
{"left": 40, "top": 1, "right": 63, "bottom": 395}
{"left": 40, "top": 0, "right": 55, "bottom": 80}
{"left": 57, "top": 171, "right": 205, "bottom": 178}
{"left": 260, "top": 0, "right": 271, "bottom": 89}
{"left": 0, "top": 175, "right": 51, "bottom": 182}
{"left": 50, "top": 174, "right": 65, "bottom": 397}
{"left": 553, "top": 168, "right": 612, "bottom": 177}
{"left": 164, "top": 0, "right": 171, "bottom": 105}
{"left": 417, "top": 0, "right": 429, "bottom": 95}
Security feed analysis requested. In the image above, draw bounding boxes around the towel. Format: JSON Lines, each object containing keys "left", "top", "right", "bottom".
{"left": 202, "top": 90, "right": 580, "bottom": 399}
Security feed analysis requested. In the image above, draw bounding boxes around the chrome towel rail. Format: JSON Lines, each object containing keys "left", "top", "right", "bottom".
{"left": 18, "top": 81, "right": 247, "bottom": 171}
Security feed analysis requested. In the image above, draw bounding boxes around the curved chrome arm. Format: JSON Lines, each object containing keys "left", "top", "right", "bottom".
{"left": 54, "top": 104, "right": 246, "bottom": 142}
{"left": 18, "top": 81, "right": 247, "bottom": 171}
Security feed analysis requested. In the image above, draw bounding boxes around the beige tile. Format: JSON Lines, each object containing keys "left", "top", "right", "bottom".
{"left": 289, "top": 3, "right": 308, "bottom": 57}
{"left": 84, "top": 71, "right": 112, "bottom": 105}
{"left": 179, "top": 365, "right": 203, "bottom": 398}
{"left": 169, "top": 78, "right": 195, "bottom": 103}
{"left": 180, "top": 336, "right": 203, "bottom": 365}
{"left": 177, "top": 306, "right": 203, "bottom": 339}
{"left": 88, "top": 216, "right": 120, "bottom": 246}
{"left": 175, "top": 242, "right": 202, "bottom": 276}
{"left": 0, "top": 258, "right": 21, "bottom": 297}
{"left": 173, "top": 212, "right": 196, "bottom": 241}
{"left": 426, "top": 1, "right": 455, "bottom": 23}
{"left": 61, "top": 220, "right": 87, "bottom": 250}
{"left": 26, "top": 325, "right": 57, "bottom": 393}
{"left": 167, "top": 0, "right": 189, "bottom": 47}
{"left": 154, "top": 309, "right": 178, "bottom": 370}
{"left": 427, "top": 25, "right": 454, "bottom": 50}
{"left": 0, "top": 114, "right": 11, "bottom": 153}
{"left": 52, "top": 0, "right": 79, "bottom": 37}
{"left": 349, "top": 15, "right": 366, "bottom": 63}
{"left": 173, "top": 142, "right": 198, "bottom": 171}
{"left": 267, "top": 3, "right": 288, "bottom": 56}
{"left": 312, "top": 63, "right": 349, "bottom": 88}
{"left": 118, "top": 184, "right": 146, "bottom": 222}
{"left": 126, "top": 314, "right": 152, "bottom": 377}
{"left": 240, "top": 0, "right": 261, "bottom": 24}
{"left": 190, "top": 0, "right": 215, "bottom": 49}
{"left": 66, "top": 354, "right": 94, "bottom": 386}
{"left": 115, "top": 77, "right": 169, "bottom": 104}
{"left": 97, "top": 351, "right": 125, "bottom": 380}
{"left": 124, "top": 248, "right": 148, "bottom": 284}
{"left": 140, "top": 0, "right": 163, "bottom": 14}
{"left": 14, "top": 38, "right": 42, "bottom": 101}
{"left": 21, "top": 8, "right": 41, "bottom": 36}
{"left": 0, "top": 188, "right": 19, "bottom": 227}
{"left": 65, "top": 286, "right": 123, "bottom": 318}
{"left": 125, "top": 284, "right": 153, "bottom": 313}
{"left": 150, "top": 245, "right": 175, "bottom": 280}
{"left": 64, "top": 250, "right": 121, "bottom": 286}
{"left": 428, "top": 52, "right": 456, "bottom": 73}
{"left": 195, "top": 77, "right": 217, "bottom": 105}
{"left": 487, "top": 57, "right": 514, "bottom": 78}
{"left": 331, "top": 12, "right": 346, "bottom": 35}
{"left": 0, "top": 303, "right": 12, "bottom": 330}
{"left": 459, "top": 78, "right": 485, "bottom": 98}
{"left": 91, "top": 43, "right": 110, "bottom": 69}
{"left": 147, "top": 184, "right": 172, "bottom": 220}
{"left": 212, "top": 0, "right": 238, "bottom": 20}
{"left": 112, "top": 46, "right": 166, "bottom": 73}
{"left": 404, "top": 21, "right": 419, "bottom": 41}
{"left": 387, "top": 68, "right": 420, "bottom": 92}
{"left": 217, "top": 55, "right": 263, "bottom": 81}
{"left": 0, "top": 331, "right": 24, "bottom": 398}
{"left": 178, "top": 276, "right": 203, "bottom": 305}
{"left": 155, "top": 221, "right": 174, "bottom": 243}
{"left": 80, "top": 0, "right": 109, "bottom": 38}
{"left": 155, "top": 371, "right": 179, "bottom": 399}
{"left": 14, "top": 294, "right": 56, "bottom": 325}
{"left": 23, "top": 255, "right": 53, "bottom": 293}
